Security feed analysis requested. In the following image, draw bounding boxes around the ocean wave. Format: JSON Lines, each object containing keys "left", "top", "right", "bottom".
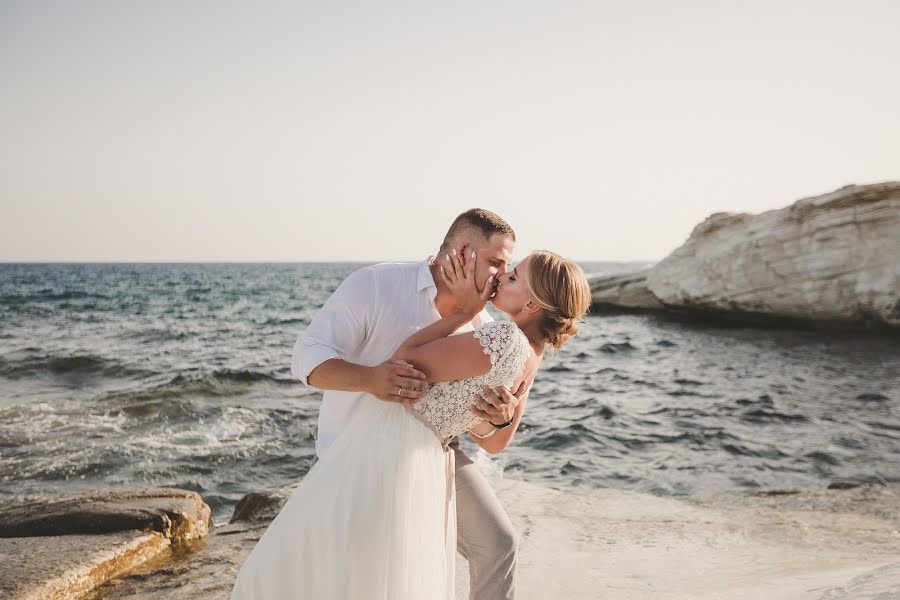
{"left": 195, "top": 369, "right": 297, "bottom": 385}
{"left": 122, "top": 329, "right": 192, "bottom": 343}
{"left": 0, "top": 291, "right": 113, "bottom": 306}
{"left": 599, "top": 342, "right": 637, "bottom": 353}
{"left": 256, "top": 317, "right": 310, "bottom": 327}
{"left": 0, "top": 354, "right": 150, "bottom": 379}
{"left": 739, "top": 408, "right": 809, "bottom": 424}
{"left": 525, "top": 423, "right": 605, "bottom": 450}
{"left": 169, "top": 369, "right": 300, "bottom": 389}
{"left": 721, "top": 442, "right": 789, "bottom": 459}
{"left": 93, "top": 369, "right": 300, "bottom": 405}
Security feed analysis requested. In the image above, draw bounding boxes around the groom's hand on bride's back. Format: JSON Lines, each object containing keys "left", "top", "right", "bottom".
{"left": 367, "top": 358, "right": 428, "bottom": 403}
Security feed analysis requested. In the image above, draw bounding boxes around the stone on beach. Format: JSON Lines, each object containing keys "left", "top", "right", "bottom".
{"left": 228, "top": 483, "right": 297, "bottom": 524}
{"left": 1, "top": 531, "right": 171, "bottom": 600}
{"left": 0, "top": 487, "right": 210, "bottom": 540}
{"left": 590, "top": 181, "right": 900, "bottom": 329}
{"left": 0, "top": 488, "right": 211, "bottom": 600}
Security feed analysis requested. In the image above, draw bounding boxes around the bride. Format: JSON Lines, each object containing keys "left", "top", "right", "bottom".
{"left": 230, "top": 249, "right": 591, "bottom": 599}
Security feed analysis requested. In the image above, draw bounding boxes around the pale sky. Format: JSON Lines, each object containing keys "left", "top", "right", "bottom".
{"left": 1, "top": 1, "right": 898, "bottom": 262}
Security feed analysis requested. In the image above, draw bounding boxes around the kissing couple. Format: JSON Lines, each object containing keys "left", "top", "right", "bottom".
{"left": 231, "top": 209, "right": 591, "bottom": 599}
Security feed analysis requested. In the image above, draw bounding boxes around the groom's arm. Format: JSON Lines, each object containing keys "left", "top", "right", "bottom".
{"left": 306, "top": 357, "right": 426, "bottom": 403}
{"left": 304, "top": 358, "right": 373, "bottom": 392}
{"left": 291, "top": 268, "right": 371, "bottom": 387}
{"left": 291, "top": 268, "right": 426, "bottom": 403}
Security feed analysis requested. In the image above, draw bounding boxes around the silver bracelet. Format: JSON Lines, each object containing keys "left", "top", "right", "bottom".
{"left": 469, "top": 427, "right": 497, "bottom": 439}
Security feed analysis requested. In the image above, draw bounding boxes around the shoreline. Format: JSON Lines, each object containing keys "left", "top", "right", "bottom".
{"left": 2, "top": 478, "right": 898, "bottom": 599}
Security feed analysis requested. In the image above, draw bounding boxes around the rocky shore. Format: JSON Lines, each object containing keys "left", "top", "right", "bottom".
{"left": 2, "top": 479, "right": 899, "bottom": 599}
{"left": 0, "top": 488, "right": 210, "bottom": 600}
{"left": 590, "top": 182, "right": 900, "bottom": 330}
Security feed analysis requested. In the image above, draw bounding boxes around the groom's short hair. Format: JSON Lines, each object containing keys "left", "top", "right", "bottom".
{"left": 440, "top": 209, "right": 516, "bottom": 251}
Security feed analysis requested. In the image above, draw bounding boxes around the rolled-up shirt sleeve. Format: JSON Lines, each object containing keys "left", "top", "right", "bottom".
{"left": 291, "top": 267, "right": 374, "bottom": 387}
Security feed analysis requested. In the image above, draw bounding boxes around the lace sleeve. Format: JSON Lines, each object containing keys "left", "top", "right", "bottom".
{"left": 472, "top": 320, "right": 522, "bottom": 366}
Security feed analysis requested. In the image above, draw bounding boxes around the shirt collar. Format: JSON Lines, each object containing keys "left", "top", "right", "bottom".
{"left": 417, "top": 255, "right": 438, "bottom": 292}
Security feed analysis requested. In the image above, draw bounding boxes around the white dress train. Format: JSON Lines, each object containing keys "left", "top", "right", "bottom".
{"left": 230, "top": 320, "right": 530, "bottom": 600}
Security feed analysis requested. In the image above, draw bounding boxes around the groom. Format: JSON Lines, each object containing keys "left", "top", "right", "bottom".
{"left": 292, "top": 208, "right": 529, "bottom": 600}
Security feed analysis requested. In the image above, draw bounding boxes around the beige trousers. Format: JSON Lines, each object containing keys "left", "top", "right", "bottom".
{"left": 451, "top": 438, "right": 519, "bottom": 600}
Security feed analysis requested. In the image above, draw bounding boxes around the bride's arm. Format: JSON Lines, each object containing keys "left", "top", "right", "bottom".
{"left": 394, "top": 327, "right": 494, "bottom": 383}
{"left": 469, "top": 361, "right": 539, "bottom": 452}
{"left": 471, "top": 388, "right": 530, "bottom": 453}
{"left": 393, "top": 252, "right": 495, "bottom": 383}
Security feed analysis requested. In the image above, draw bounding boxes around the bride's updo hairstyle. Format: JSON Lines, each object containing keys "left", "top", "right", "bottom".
{"left": 525, "top": 251, "right": 592, "bottom": 349}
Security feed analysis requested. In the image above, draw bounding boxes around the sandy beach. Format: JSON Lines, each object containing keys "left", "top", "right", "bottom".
{"left": 5, "top": 477, "right": 896, "bottom": 599}
{"left": 460, "top": 479, "right": 900, "bottom": 599}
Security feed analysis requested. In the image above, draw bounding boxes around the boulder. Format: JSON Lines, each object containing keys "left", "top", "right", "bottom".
{"left": 590, "top": 182, "right": 900, "bottom": 329}
{"left": 229, "top": 484, "right": 295, "bottom": 523}
{"left": 0, "top": 487, "right": 210, "bottom": 542}
{"left": 0, "top": 487, "right": 211, "bottom": 600}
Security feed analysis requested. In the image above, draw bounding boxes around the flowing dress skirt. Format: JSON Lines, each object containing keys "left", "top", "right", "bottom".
{"left": 230, "top": 399, "right": 455, "bottom": 600}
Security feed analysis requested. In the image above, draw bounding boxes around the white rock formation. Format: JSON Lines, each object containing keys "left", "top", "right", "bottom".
{"left": 591, "top": 182, "right": 900, "bottom": 329}
{"left": 588, "top": 268, "right": 662, "bottom": 310}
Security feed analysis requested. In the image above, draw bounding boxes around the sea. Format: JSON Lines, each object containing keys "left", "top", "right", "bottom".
{"left": 1, "top": 262, "right": 898, "bottom": 523}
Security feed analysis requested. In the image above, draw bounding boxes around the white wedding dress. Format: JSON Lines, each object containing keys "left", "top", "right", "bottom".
{"left": 230, "top": 320, "right": 531, "bottom": 600}
{"left": 231, "top": 321, "right": 530, "bottom": 600}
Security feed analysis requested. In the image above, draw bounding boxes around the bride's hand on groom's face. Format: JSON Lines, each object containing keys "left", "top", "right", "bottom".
{"left": 440, "top": 250, "right": 493, "bottom": 317}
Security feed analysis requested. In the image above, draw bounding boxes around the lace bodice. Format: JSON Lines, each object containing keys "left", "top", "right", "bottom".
{"left": 407, "top": 320, "right": 532, "bottom": 446}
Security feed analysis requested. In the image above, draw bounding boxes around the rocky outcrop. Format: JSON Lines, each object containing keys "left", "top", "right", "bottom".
{"left": 590, "top": 182, "right": 900, "bottom": 329}
{"left": 0, "top": 488, "right": 211, "bottom": 600}
{"left": 0, "top": 531, "right": 171, "bottom": 600}
{"left": 0, "top": 487, "right": 210, "bottom": 541}
{"left": 588, "top": 268, "right": 662, "bottom": 311}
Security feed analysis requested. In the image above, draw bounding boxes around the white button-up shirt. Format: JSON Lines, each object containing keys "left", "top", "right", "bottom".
{"left": 291, "top": 257, "right": 492, "bottom": 459}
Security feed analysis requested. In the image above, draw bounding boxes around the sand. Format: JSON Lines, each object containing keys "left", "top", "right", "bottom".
{"left": 29, "top": 479, "right": 898, "bottom": 599}
{"left": 457, "top": 479, "right": 900, "bottom": 599}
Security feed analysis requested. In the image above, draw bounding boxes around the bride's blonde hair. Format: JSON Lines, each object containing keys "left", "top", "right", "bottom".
{"left": 525, "top": 251, "right": 592, "bottom": 349}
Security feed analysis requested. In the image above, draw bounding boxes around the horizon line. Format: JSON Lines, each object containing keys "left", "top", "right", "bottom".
{"left": 0, "top": 258, "right": 660, "bottom": 265}
{"left": 0, "top": 258, "right": 661, "bottom": 265}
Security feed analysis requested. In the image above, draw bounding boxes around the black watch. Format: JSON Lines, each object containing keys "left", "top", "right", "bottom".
{"left": 491, "top": 417, "right": 514, "bottom": 429}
